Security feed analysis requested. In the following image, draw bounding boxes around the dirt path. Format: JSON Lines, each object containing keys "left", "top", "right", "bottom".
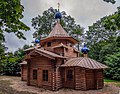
{"left": 0, "top": 76, "right": 119, "bottom": 94}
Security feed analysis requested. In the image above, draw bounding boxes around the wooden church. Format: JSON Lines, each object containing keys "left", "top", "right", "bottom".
{"left": 20, "top": 6, "right": 108, "bottom": 91}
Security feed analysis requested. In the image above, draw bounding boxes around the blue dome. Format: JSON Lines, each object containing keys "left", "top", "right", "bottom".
{"left": 81, "top": 44, "right": 89, "bottom": 54}
{"left": 35, "top": 38, "right": 40, "bottom": 44}
{"left": 55, "top": 12, "right": 62, "bottom": 19}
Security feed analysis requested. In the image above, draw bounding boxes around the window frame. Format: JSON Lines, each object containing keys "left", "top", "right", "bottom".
{"left": 43, "top": 70, "right": 48, "bottom": 81}
{"left": 66, "top": 69, "right": 73, "bottom": 81}
{"left": 47, "top": 42, "right": 51, "bottom": 47}
{"left": 33, "top": 69, "right": 37, "bottom": 80}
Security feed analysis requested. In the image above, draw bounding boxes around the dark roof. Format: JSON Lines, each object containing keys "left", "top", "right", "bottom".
{"left": 61, "top": 57, "right": 108, "bottom": 69}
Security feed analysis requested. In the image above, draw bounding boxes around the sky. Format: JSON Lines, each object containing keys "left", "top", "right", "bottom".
{"left": 5, "top": 0, "right": 120, "bottom": 52}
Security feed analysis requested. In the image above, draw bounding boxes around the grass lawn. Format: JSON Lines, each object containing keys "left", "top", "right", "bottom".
{"left": 104, "top": 78, "right": 120, "bottom": 89}
{"left": 104, "top": 79, "right": 120, "bottom": 83}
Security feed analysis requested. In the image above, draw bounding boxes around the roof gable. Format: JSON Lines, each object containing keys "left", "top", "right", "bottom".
{"left": 24, "top": 48, "right": 66, "bottom": 60}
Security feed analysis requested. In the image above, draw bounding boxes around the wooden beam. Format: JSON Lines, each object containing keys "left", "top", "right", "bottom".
{"left": 65, "top": 68, "right": 66, "bottom": 82}
{"left": 27, "top": 62, "right": 30, "bottom": 86}
{"left": 35, "top": 51, "right": 55, "bottom": 60}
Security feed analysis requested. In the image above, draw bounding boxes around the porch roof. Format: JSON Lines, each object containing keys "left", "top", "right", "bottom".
{"left": 60, "top": 57, "right": 108, "bottom": 69}
{"left": 24, "top": 48, "right": 67, "bottom": 60}
{"left": 36, "top": 49, "right": 66, "bottom": 59}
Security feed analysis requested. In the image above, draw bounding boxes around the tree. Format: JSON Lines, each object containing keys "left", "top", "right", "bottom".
{"left": 32, "top": 7, "right": 84, "bottom": 50}
{"left": 103, "top": 36, "right": 120, "bottom": 80}
{"left": 86, "top": 15, "right": 119, "bottom": 46}
{"left": 85, "top": 4, "right": 120, "bottom": 80}
{"left": 86, "top": 18, "right": 120, "bottom": 80}
{"left": 0, "top": 0, "right": 30, "bottom": 42}
{"left": 103, "top": 7, "right": 120, "bottom": 32}
{"left": 2, "top": 52, "right": 20, "bottom": 75}
{"left": 0, "top": 44, "right": 31, "bottom": 75}
{"left": 103, "top": 0, "right": 116, "bottom": 4}
{"left": 0, "top": 0, "right": 30, "bottom": 74}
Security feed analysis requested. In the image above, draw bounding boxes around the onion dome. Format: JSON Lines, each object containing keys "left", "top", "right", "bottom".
{"left": 55, "top": 11, "right": 62, "bottom": 19}
{"left": 35, "top": 38, "right": 40, "bottom": 44}
{"left": 81, "top": 44, "right": 89, "bottom": 54}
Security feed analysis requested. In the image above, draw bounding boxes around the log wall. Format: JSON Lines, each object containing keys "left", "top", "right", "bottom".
{"left": 55, "top": 59, "right": 63, "bottom": 90}
{"left": 86, "top": 69, "right": 95, "bottom": 90}
{"left": 28, "top": 56, "right": 53, "bottom": 90}
{"left": 21, "top": 65, "right": 27, "bottom": 81}
{"left": 94, "top": 69, "right": 104, "bottom": 89}
{"left": 64, "top": 47, "right": 78, "bottom": 58}
{"left": 75, "top": 67, "right": 86, "bottom": 90}
{"left": 75, "top": 68, "right": 104, "bottom": 90}
{"left": 43, "top": 39, "right": 73, "bottom": 48}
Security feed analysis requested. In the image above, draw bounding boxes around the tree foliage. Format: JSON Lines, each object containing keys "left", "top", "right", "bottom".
{"left": 86, "top": 7, "right": 120, "bottom": 80}
{"left": 86, "top": 13, "right": 120, "bottom": 46}
{"left": 0, "top": 0, "right": 30, "bottom": 42}
{"left": 0, "top": 44, "right": 31, "bottom": 75}
{"left": 103, "top": 0, "right": 116, "bottom": 4}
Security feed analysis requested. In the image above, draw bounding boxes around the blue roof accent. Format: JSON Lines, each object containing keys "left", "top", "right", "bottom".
{"left": 35, "top": 38, "right": 40, "bottom": 44}
{"left": 81, "top": 44, "right": 89, "bottom": 54}
{"left": 55, "top": 12, "right": 62, "bottom": 19}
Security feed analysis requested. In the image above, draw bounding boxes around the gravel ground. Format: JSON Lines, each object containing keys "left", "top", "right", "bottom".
{"left": 0, "top": 76, "right": 120, "bottom": 94}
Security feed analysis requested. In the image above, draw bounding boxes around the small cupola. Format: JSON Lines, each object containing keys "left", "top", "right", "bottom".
{"left": 55, "top": 11, "right": 62, "bottom": 19}
{"left": 81, "top": 44, "right": 89, "bottom": 57}
{"left": 55, "top": 3, "right": 62, "bottom": 20}
{"left": 35, "top": 38, "right": 40, "bottom": 46}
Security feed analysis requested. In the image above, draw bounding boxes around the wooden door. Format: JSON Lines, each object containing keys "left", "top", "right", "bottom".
{"left": 86, "top": 69, "right": 95, "bottom": 90}
{"left": 64, "top": 67, "right": 75, "bottom": 89}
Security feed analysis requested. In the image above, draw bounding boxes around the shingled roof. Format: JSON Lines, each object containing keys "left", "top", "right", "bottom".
{"left": 41, "top": 22, "right": 78, "bottom": 44}
{"left": 61, "top": 57, "right": 108, "bottom": 69}
{"left": 47, "top": 22, "right": 70, "bottom": 38}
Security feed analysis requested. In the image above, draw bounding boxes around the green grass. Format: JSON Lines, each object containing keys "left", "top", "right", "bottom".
{"left": 104, "top": 79, "right": 120, "bottom": 82}
{"left": 104, "top": 78, "right": 120, "bottom": 87}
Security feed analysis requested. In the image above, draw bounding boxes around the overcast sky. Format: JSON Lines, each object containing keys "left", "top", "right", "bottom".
{"left": 5, "top": 0, "right": 120, "bottom": 52}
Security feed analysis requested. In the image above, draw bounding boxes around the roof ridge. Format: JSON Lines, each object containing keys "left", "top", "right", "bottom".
{"left": 47, "top": 22, "right": 70, "bottom": 38}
